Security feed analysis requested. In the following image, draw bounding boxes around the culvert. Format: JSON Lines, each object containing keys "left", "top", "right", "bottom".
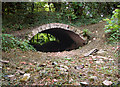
{"left": 29, "top": 28, "right": 86, "bottom": 52}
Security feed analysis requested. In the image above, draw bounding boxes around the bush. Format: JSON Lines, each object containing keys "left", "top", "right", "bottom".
{"left": 104, "top": 7, "right": 120, "bottom": 42}
{"left": 2, "top": 34, "right": 36, "bottom": 51}
{"left": 30, "top": 33, "right": 59, "bottom": 45}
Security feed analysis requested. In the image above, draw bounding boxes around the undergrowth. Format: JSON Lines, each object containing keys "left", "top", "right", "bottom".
{"left": 2, "top": 12, "right": 107, "bottom": 33}
{"left": 2, "top": 34, "right": 36, "bottom": 51}
{"left": 104, "top": 8, "right": 120, "bottom": 43}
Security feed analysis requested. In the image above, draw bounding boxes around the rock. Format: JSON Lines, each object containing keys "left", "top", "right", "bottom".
{"left": 64, "top": 66, "right": 69, "bottom": 70}
{"left": 89, "top": 76, "right": 97, "bottom": 81}
{"left": 80, "top": 82, "right": 89, "bottom": 85}
{"left": 59, "top": 65, "right": 69, "bottom": 70}
{"left": 0, "top": 60, "right": 9, "bottom": 64}
{"left": 28, "top": 63, "right": 33, "bottom": 66}
{"left": 88, "top": 40, "right": 92, "bottom": 44}
{"left": 75, "top": 65, "right": 84, "bottom": 70}
{"left": 84, "top": 48, "right": 99, "bottom": 57}
{"left": 93, "top": 38, "right": 96, "bottom": 40}
{"left": 64, "top": 60, "right": 68, "bottom": 63}
{"left": 0, "top": 67, "right": 2, "bottom": 70}
{"left": 109, "top": 58, "right": 114, "bottom": 61}
{"left": 82, "top": 36, "right": 88, "bottom": 41}
{"left": 96, "top": 49, "right": 107, "bottom": 56}
{"left": 25, "top": 68, "right": 31, "bottom": 73}
{"left": 38, "top": 63, "right": 46, "bottom": 67}
{"left": 7, "top": 67, "right": 10, "bottom": 70}
{"left": 96, "top": 60, "right": 104, "bottom": 64}
{"left": 52, "top": 62, "right": 58, "bottom": 65}
{"left": 20, "top": 73, "right": 30, "bottom": 82}
{"left": 102, "top": 80, "right": 112, "bottom": 86}
{"left": 90, "top": 55, "right": 97, "bottom": 61}
{"left": 73, "top": 82, "right": 80, "bottom": 85}
{"left": 59, "top": 64, "right": 64, "bottom": 67}
{"left": 52, "top": 79, "right": 58, "bottom": 82}
{"left": 7, "top": 75, "right": 15, "bottom": 78}
{"left": 65, "top": 58, "right": 72, "bottom": 61}
{"left": 118, "top": 78, "right": 120, "bottom": 81}
{"left": 112, "top": 47, "right": 115, "bottom": 50}
{"left": 96, "top": 56, "right": 109, "bottom": 60}
{"left": 60, "top": 67, "right": 67, "bottom": 72}
{"left": 46, "top": 65, "right": 53, "bottom": 68}
{"left": 69, "top": 78, "right": 73, "bottom": 83}
{"left": 18, "top": 70, "right": 25, "bottom": 75}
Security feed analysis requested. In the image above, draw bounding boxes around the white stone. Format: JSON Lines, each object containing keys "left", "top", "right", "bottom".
{"left": 60, "top": 67, "right": 67, "bottom": 72}
{"left": 103, "top": 80, "right": 112, "bottom": 86}
{"left": 7, "top": 75, "right": 15, "bottom": 78}
{"left": 96, "top": 60, "right": 104, "bottom": 64}
{"left": 64, "top": 66, "right": 69, "bottom": 70}
{"left": 97, "top": 56, "right": 109, "bottom": 60}
{"left": 89, "top": 76, "right": 98, "bottom": 81}
{"left": 20, "top": 73, "right": 30, "bottom": 82}
{"left": 97, "top": 49, "right": 107, "bottom": 56}
{"left": 80, "top": 82, "right": 89, "bottom": 85}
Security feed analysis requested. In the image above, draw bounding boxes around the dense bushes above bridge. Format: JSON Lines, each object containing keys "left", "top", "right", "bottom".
{"left": 2, "top": 2, "right": 117, "bottom": 33}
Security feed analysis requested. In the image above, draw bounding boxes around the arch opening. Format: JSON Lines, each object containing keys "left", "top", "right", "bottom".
{"left": 29, "top": 28, "right": 86, "bottom": 52}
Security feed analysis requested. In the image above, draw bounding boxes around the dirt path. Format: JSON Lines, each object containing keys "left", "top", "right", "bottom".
{"left": 2, "top": 22, "right": 119, "bottom": 86}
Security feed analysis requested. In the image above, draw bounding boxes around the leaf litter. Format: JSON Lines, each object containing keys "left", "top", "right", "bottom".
{"left": 2, "top": 22, "right": 119, "bottom": 86}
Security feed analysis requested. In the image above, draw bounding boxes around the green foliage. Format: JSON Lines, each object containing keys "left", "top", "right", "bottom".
{"left": 82, "top": 29, "right": 92, "bottom": 40}
{"left": 2, "top": 34, "right": 36, "bottom": 51}
{"left": 82, "top": 29, "right": 90, "bottom": 36}
{"left": 104, "top": 8, "right": 120, "bottom": 42}
{"left": 2, "top": 2, "right": 117, "bottom": 33}
{"left": 30, "top": 33, "right": 59, "bottom": 45}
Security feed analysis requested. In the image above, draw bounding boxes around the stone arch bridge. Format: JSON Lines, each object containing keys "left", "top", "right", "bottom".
{"left": 14, "top": 23, "right": 87, "bottom": 52}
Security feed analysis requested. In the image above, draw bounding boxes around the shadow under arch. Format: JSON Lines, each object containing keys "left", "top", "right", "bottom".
{"left": 30, "top": 28, "right": 86, "bottom": 52}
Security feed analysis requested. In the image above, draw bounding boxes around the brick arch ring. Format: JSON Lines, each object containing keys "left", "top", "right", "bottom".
{"left": 27, "top": 23, "right": 84, "bottom": 41}
{"left": 27, "top": 23, "right": 87, "bottom": 51}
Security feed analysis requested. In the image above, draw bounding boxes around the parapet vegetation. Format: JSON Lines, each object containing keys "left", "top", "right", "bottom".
{"left": 104, "top": 6, "right": 120, "bottom": 43}
{"left": 2, "top": 34, "right": 35, "bottom": 51}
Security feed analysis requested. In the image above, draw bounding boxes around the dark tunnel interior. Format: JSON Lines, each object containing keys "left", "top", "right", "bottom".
{"left": 30, "top": 28, "right": 86, "bottom": 52}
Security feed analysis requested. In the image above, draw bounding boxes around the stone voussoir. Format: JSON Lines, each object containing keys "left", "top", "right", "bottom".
{"left": 27, "top": 23, "right": 83, "bottom": 40}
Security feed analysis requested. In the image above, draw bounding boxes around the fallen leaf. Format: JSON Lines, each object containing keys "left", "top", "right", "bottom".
{"left": 20, "top": 61, "right": 26, "bottom": 65}
{"left": 71, "top": 61, "right": 75, "bottom": 63}
{"left": 28, "top": 63, "right": 33, "bottom": 65}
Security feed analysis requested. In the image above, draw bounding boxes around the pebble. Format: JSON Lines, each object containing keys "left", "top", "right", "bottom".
{"left": 38, "top": 63, "right": 46, "bottom": 67}
{"left": 0, "top": 67, "right": 2, "bottom": 70}
{"left": 102, "top": 80, "right": 112, "bottom": 86}
{"left": 64, "top": 66, "right": 69, "bottom": 70}
{"left": 80, "top": 82, "right": 89, "bottom": 85}
{"left": 60, "top": 67, "right": 67, "bottom": 72}
{"left": 20, "top": 73, "right": 30, "bottom": 82}
{"left": 0, "top": 60, "right": 9, "bottom": 64}
{"left": 7, "top": 75, "right": 15, "bottom": 78}
{"left": 84, "top": 48, "right": 99, "bottom": 57}
{"left": 75, "top": 65, "right": 84, "bottom": 70}
{"left": 96, "top": 60, "right": 104, "bottom": 64}
{"left": 18, "top": 70, "right": 25, "bottom": 75}
{"left": 89, "top": 76, "right": 97, "bottom": 81}
{"left": 97, "top": 49, "right": 107, "bottom": 56}
{"left": 52, "top": 62, "right": 58, "bottom": 65}
{"left": 96, "top": 56, "right": 108, "bottom": 60}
